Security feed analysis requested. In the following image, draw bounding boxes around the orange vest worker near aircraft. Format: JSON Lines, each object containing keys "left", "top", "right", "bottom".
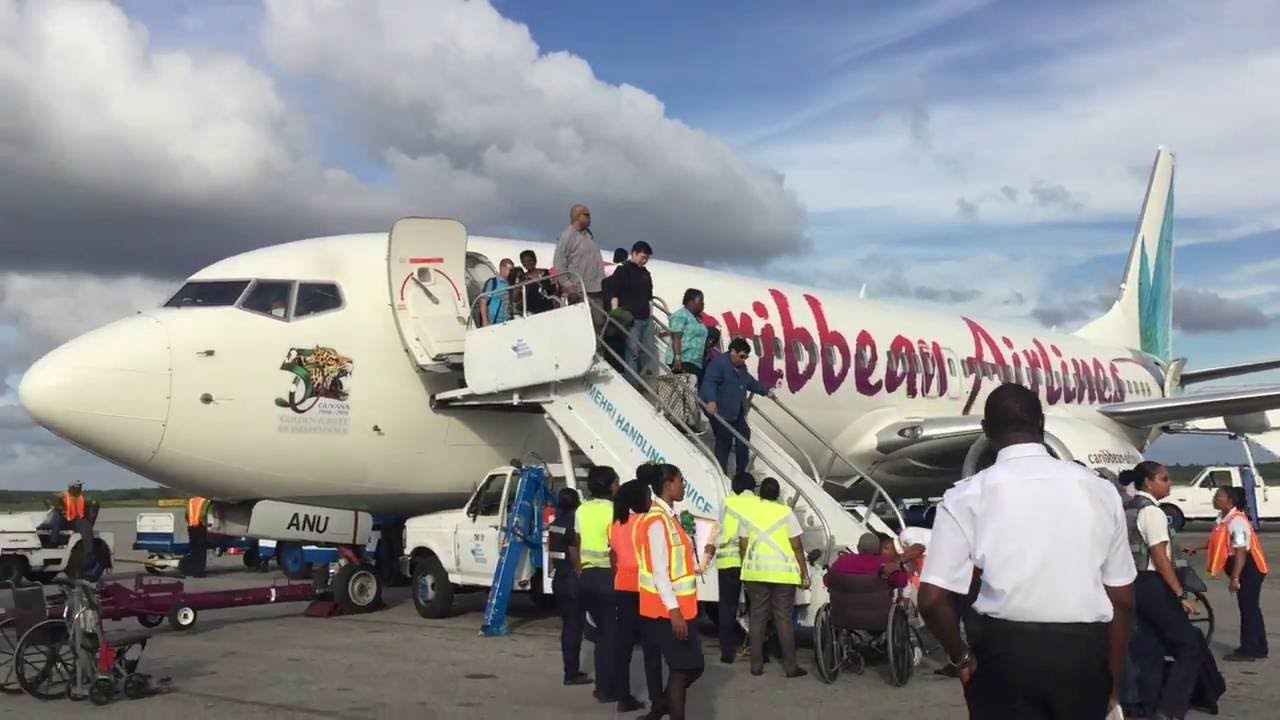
{"left": 183, "top": 496, "right": 212, "bottom": 578}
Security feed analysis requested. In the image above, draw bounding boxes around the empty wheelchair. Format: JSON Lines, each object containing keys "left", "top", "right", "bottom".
{"left": 813, "top": 571, "right": 921, "bottom": 687}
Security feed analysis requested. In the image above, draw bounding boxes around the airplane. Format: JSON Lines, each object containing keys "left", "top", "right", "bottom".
{"left": 18, "top": 146, "right": 1280, "bottom": 555}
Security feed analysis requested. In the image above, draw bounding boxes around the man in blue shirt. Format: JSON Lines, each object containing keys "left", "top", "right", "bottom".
{"left": 700, "top": 337, "right": 775, "bottom": 473}
{"left": 479, "top": 258, "right": 514, "bottom": 326}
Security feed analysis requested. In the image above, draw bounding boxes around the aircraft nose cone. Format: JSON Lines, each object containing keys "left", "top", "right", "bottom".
{"left": 19, "top": 314, "right": 171, "bottom": 470}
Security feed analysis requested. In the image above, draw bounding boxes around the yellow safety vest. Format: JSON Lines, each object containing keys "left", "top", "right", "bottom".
{"left": 716, "top": 493, "right": 758, "bottom": 570}
{"left": 740, "top": 500, "right": 801, "bottom": 585}
{"left": 578, "top": 499, "right": 614, "bottom": 569}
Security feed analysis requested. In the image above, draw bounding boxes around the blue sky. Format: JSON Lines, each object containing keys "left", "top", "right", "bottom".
{"left": 2, "top": 0, "right": 1279, "bottom": 488}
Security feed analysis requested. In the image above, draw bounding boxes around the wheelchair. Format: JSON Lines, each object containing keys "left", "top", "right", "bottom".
{"left": 812, "top": 571, "right": 922, "bottom": 687}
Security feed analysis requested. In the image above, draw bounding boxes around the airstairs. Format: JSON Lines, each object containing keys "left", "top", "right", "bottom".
{"left": 433, "top": 273, "right": 904, "bottom": 626}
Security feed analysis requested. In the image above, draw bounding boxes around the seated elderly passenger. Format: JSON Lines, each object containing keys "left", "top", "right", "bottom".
{"left": 827, "top": 533, "right": 909, "bottom": 589}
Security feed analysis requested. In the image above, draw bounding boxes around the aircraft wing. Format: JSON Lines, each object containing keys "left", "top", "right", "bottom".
{"left": 1098, "top": 386, "right": 1280, "bottom": 428}
{"left": 1179, "top": 358, "right": 1280, "bottom": 385}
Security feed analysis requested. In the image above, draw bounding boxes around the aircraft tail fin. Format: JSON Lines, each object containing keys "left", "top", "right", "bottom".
{"left": 1076, "top": 147, "right": 1175, "bottom": 360}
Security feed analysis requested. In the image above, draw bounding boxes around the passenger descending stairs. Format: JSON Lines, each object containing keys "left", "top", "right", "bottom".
{"left": 434, "top": 292, "right": 902, "bottom": 626}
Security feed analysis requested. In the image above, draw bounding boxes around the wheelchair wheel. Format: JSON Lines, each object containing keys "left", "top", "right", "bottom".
{"left": 885, "top": 604, "right": 914, "bottom": 687}
{"left": 813, "top": 604, "right": 839, "bottom": 684}
{"left": 14, "top": 619, "right": 75, "bottom": 700}
{"left": 1, "top": 617, "right": 21, "bottom": 695}
{"left": 1189, "top": 591, "right": 1215, "bottom": 645}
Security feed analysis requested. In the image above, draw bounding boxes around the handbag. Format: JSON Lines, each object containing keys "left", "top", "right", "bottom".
{"left": 656, "top": 373, "right": 701, "bottom": 429}
{"left": 1177, "top": 564, "right": 1208, "bottom": 594}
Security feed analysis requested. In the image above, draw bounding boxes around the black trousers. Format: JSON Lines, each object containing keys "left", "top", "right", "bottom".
{"left": 966, "top": 616, "right": 1111, "bottom": 720}
{"left": 615, "top": 590, "right": 663, "bottom": 703}
{"left": 717, "top": 567, "right": 744, "bottom": 658}
{"left": 711, "top": 414, "right": 750, "bottom": 474}
{"left": 580, "top": 567, "right": 617, "bottom": 699}
{"left": 1235, "top": 554, "right": 1269, "bottom": 657}
{"left": 553, "top": 570, "right": 585, "bottom": 680}
{"left": 185, "top": 525, "right": 209, "bottom": 576}
{"left": 1133, "top": 571, "right": 1202, "bottom": 719}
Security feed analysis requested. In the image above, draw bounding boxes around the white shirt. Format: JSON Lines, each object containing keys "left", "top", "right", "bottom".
{"left": 646, "top": 497, "right": 682, "bottom": 611}
{"left": 900, "top": 526, "right": 931, "bottom": 550}
{"left": 920, "top": 443, "right": 1136, "bottom": 623}
{"left": 1133, "top": 491, "right": 1171, "bottom": 571}
{"left": 1217, "top": 512, "right": 1254, "bottom": 550}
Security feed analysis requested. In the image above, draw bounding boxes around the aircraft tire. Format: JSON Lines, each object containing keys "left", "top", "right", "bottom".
{"left": 334, "top": 562, "right": 383, "bottom": 615}
{"left": 411, "top": 555, "right": 453, "bottom": 619}
{"left": 0, "top": 557, "right": 25, "bottom": 586}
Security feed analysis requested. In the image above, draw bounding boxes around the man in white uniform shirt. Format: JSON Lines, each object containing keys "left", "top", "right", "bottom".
{"left": 919, "top": 384, "right": 1137, "bottom": 719}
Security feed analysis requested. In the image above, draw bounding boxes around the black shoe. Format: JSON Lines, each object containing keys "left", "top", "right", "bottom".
{"left": 564, "top": 673, "right": 592, "bottom": 686}
{"left": 594, "top": 691, "right": 618, "bottom": 703}
{"left": 719, "top": 655, "right": 734, "bottom": 664}
{"left": 616, "top": 696, "right": 645, "bottom": 713}
{"left": 785, "top": 668, "right": 808, "bottom": 679}
{"left": 750, "top": 668, "right": 763, "bottom": 676}
{"left": 1223, "top": 652, "right": 1262, "bottom": 662}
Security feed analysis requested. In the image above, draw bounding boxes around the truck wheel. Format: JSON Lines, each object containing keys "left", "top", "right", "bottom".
{"left": 168, "top": 604, "right": 198, "bottom": 631}
{"left": 137, "top": 614, "right": 164, "bottom": 629}
{"left": 334, "top": 562, "right": 383, "bottom": 615}
{"left": 65, "top": 541, "right": 108, "bottom": 581}
{"left": 411, "top": 556, "right": 454, "bottom": 619}
{"left": 242, "top": 546, "right": 260, "bottom": 568}
{"left": 0, "top": 557, "right": 25, "bottom": 585}
{"left": 1161, "top": 503, "right": 1186, "bottom": 533}
{"left": 276, "top": 542, "right": 313, "bottom": 580}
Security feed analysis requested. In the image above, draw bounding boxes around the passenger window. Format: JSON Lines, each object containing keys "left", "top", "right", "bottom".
{"left": 774, "top": 337, "right": 784, "bottom": 359}
{"left": 164, "top": 280, "right": 250, "bottom": 308}
{"left": 469, "top": 473, "right": 509, "bottom": 516}
{"left": 752, "top": 336, "right": 763, "bottom": 356}
{"left": 240, "top": 280, "right": 294, "bottom": 319}
{"left": 294, "top": 283, "right": 343, "bottom": 318}
{"left": 947, "top": 358, "right": 957, "bottom": 376}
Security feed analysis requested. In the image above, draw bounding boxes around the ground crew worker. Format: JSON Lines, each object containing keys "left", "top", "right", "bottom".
{"left": 183, "top": 496, "right": 211, "bottom": 578}
{"left": 610, "top": 473, "right": 660, "bottom": 713}
{"left": 550, "top": 487, "right": 591, "bottom": 686}
{"left": 1206, "top": 486, "right": 1269, "bottom": 660}
{"left": 58, "top": 480, "right": 97, "bottom": 576}
{"left": 713, "top": 472, "right": 757, "bottom": 663}
{"left": 637, "top": 463, "right": 703, "bottom": 720}
{"left": 1126, "top": 460, "right": 1203, "bottom": 720}
{"left": 738, "top": 477, "right": 809, "bottom": 678}
{"left": 575, "top": 466, "right": 621, "bottom": 703}
{"left": 919, "top": 384, "right": 1137, "bottom": 719}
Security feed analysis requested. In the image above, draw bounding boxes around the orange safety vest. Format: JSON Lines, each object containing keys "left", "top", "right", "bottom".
{"left": 611, "top": 515, "right": 642, "bottom": 592}
{"left": 63, "top": 492, "right": 86, "bottom": 521}
{"left": 187, "top": 497, "right": 209, "bottom": 528}
{"left": 1207, "top": 509, "right": 1269, "bottom": 576}
{"left": 635, "top": 507, "right": 698, "bottom": 620}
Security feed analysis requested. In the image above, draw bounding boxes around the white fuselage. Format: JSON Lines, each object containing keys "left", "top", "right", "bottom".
{"left": 19, "top": 232, "right": 1164, "bottom": 515}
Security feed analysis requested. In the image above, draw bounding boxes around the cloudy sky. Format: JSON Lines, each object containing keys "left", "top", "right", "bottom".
{"left": 2, "top": 0, "right": 1278, "bottom": 489}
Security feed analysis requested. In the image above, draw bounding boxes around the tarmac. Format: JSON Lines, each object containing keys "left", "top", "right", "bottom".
{"left": 3, "top": 506, "right": 1278, "bottom": 719}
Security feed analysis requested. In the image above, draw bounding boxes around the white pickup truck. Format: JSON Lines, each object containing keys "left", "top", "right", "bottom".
{"left": 1162, "top": 465, "right": 1277, "bottom": 530}
{"left": 400, "top": 463, "right": 584, "bottom": 618}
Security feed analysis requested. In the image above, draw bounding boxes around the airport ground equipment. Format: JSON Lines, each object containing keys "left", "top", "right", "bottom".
{"left": 4, "top": 578, "right": 164, "bottom": 703}
{"left": 0, "top": 511, "right": 114, "bottom": 585}
{"left": 133, "top": 511, "right": 261, "bottom": 574}
{"left": 96, "top": 575, "right": 321, "bottom": 631}
{"left": 480, "top": 465, "right": 551, "bottom": 637}
{"left": 431, "top": 269, "right": 905, "bottom": 628}
{"left": 255, "top": 539, "right": 339, "bottom": 577}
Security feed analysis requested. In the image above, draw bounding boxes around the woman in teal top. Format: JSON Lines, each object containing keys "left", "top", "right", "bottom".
{"left": 665, "top": 289, "right": 709, "bottom": 384}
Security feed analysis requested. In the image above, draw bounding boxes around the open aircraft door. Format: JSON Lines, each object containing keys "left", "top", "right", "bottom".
{"left": 388, "top": 217, "right": 470, "bottom": 368}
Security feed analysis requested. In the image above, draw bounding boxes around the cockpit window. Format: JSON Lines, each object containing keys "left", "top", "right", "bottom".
{"left": 294, "top": 283, "right": 343, "bottom": 318}
{"left": 240, "top": 280, "right": 294, "bottom": 320}
{"left": 164, "top": 281, "right": 250, "bottom": 308}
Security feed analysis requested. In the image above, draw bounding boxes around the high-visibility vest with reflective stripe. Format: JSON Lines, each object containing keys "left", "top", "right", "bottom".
{"left": 187, "top": 497, "right": 209, "bottom": 528}
{"left": 578, "top": 499, "right": 614, "bottom": 569}
{"left": 716, "top": 494, "right": 758, "bottom": 570}
{"left": 63, "top": 492, "right": 86, "bottom": 521}
{"left": 740, "top": 500, "right": 801, "bottom": 585}
{"left": 547, "top": 511, "right": 573, "bottom": 566}
{"left": 636, "top": 508, "right": 698, "bottom": 620}
{"left": 611, "top": 515, "right": 642, "bottom": 591}
{"left": 1208, "top": 509, "right": 1269, "bottom": 576}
